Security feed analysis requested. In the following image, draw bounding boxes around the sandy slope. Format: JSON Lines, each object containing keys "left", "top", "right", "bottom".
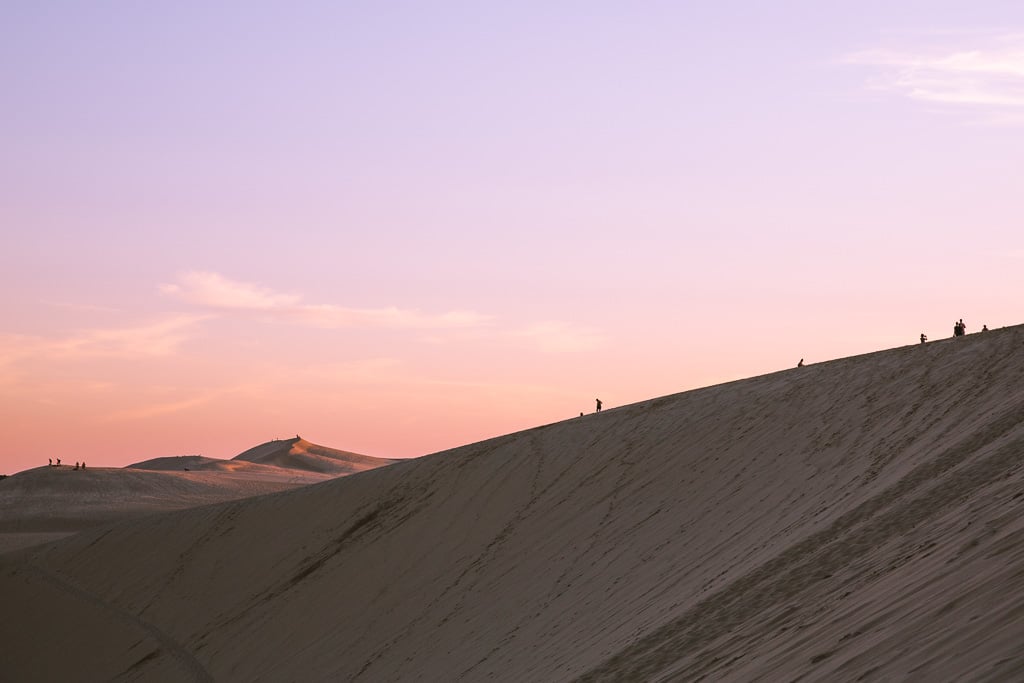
{"left": 232, "top": 436, "right": 399, "bottom": 475}
{"left": 2, "top": 326, "right": 1023, "bottom": 681}
{"left": 0, "top": 438, "right": 394, "bottom": 553}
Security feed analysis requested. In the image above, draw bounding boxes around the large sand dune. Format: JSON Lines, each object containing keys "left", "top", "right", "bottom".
{"left": 2, "top": 326, "right": 1023, "bottom": 681}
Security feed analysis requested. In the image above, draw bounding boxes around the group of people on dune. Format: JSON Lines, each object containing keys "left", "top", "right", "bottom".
{"left": 47, "top": 458, "right": 86, "bottom": 470}
{"left": 920, "top": 319, "right": 988, "bottom": 344}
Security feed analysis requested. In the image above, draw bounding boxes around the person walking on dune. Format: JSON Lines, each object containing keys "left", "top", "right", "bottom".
{"left": 596, "top": 398, "right": 603, "bottom": 413}
{"left": 920, "top": 333, "right": 927, "bottom": 344}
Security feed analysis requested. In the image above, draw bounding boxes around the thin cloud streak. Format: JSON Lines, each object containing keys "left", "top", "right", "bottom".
{"left": 102, "top": 383, "right": 257, "bottom": 421}
{"left": 161, "top": 271, "right": 493, "bottom": 329}
{"left": 0, "top": 315, "right": 207, "bottom": 367}
{"left": 49, "top": 315, "right": 210, "bottom": 358}
{"left": 845, "top": 31, "right": 1024, "bottom": 114}
{"left": 161, "top": 271, "right": 606, "bottom": 352}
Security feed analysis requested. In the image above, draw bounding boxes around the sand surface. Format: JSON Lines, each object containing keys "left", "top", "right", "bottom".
{"left": 2, "top": 326, "right": 1023, "bottom": 681}
{"left": 0, "top": 438, "right": 394, "bottom": 553}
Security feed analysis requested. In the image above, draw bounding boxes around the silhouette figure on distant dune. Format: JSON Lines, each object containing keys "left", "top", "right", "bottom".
{"left": 595, "top": 398, "right": 602, "bottom": 413}
{"left": 56, "top": 458, "right": 61, "bottom": 466}
{"left": 920, "top": 333, "right": 927, "bottom": 344}
{"left": 48, "top": 458, "right": 52, "bottom": 467}
{"left": 73, "top": 462, "right": 79, "bottom": 471}
{"left": 982, "top": 324, "right": 989, "bottom": 332}
{"left": 81, "top": 461, "right": 86, "bottom": 469}
{"left": 797, "top": 359, "right": 804, "bottom": 367}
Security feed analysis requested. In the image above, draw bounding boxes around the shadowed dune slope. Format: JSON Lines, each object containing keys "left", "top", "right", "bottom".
{"left": 3, "top": 326, "right": 1024, "bottom": 681}
{"left": 0, "top": 467, "right": 304, "bottom": 534}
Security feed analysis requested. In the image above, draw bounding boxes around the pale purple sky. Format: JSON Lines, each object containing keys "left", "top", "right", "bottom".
{"left": 2, "top": 2, "right": 1022, "bottom": 474}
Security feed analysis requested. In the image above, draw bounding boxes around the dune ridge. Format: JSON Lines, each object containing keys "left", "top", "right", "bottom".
{"left": 232, "top": 436, "right": 396, "bottom": 474}
{"left": 2, "top": 326, "right": 1023, "bottom": 681}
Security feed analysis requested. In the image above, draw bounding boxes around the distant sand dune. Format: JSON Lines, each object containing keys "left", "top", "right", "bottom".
{"left": 3, "top": 326, "right": 1024, "bottom": 681}
{"left": 232, "top": 436, "right": 398, "bottom": 475}
{"left": 0, "top": 438, "right": 395, "bottom": 553}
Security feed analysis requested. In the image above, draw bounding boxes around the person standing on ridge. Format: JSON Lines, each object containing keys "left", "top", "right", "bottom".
{"left": 920, "top": 333, "right": 927, "bottom": 344}
{"left": 596, "top": 398, "right": 602, "bottom": 413}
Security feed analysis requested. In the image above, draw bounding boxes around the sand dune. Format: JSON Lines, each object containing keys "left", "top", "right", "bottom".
{"left": 3, "top": 326, "right": 1024, "bottom": 681}
{"left": 232, "top": 436, "right": 398, "bottom": 475}
{"left": 0, "top": 438, "right": 394, "bottom": 553}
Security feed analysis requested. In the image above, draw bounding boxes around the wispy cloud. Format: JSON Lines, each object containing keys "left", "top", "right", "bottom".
{"left": 0, "top": 315, "right": 208, "bottom": 387}
{"left": 102, "top": 383, "right": 255, "bottom": 421}
{"left": 0, "top": 315, "right": 205, "bottom": 367}
{"left": 160, "top": 271, "right": 607, "bottom": 353}
{"left": 49, "top": 315, "right": 210, "bottom": 358}
{"left": 845, "top": 31, "right": 1024, "bottom": 119}
{"left": 161, "top": 271, "right": 493, "bottom": 329}
{"left": 160, "top": 271, "right": 300, "bottom": 310}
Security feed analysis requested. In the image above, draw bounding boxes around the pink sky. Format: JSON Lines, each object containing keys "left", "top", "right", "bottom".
{"left": 2, "top": 3, "right": 1023, "bottom": 474}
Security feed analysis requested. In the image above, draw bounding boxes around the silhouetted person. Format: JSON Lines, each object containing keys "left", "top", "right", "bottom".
{"left": 81, "top": 461, "right": 86, "bottom": 469}
{"left": 920, "top": 333, "right": 927, "bottom": 344}
{"left": 982, "top": 324, "right": 989, "bottom": 332}
{"left": 959, "top": 318, "right": 966, "bottom": 335}
{"left": 953, "top": 321, "right": 963, "bottom": 337}
{"left": 56, "top": 458, "right": 61, "bottom": 466}
{"left": 595, "top": 398, "right": 602, "bottom": 413}
{"left": 48, "top": 458, "right": 52, "bottom": 467}
{"left": 73, "top": 462, "right": 79, "bottom": 471}
{"left": 797, "top": 358, "right": 804, "bottom": 367}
